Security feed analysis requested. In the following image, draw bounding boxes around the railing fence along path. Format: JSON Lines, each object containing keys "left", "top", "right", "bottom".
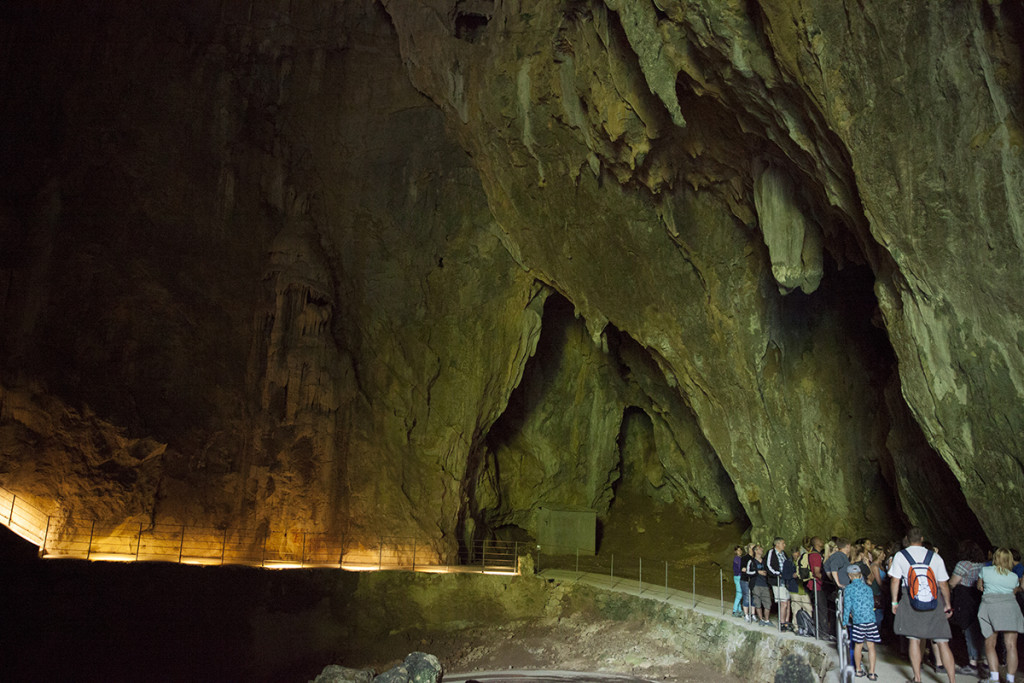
{"left": 536, "top": 542, "right": 845, "bottom": 647}
{"left": 0, "top": 485, "right": 518, "bottom": 573}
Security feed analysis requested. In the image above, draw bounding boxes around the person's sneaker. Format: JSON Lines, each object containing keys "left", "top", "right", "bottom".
{"left": 955, "top": 664, "right": 976, "bottom": 675}
{"left": 760, "top": 620, "right": 772, "bottom": 626}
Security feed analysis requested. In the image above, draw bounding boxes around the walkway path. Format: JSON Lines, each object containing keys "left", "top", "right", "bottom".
{"left": 0, "top": 484, "right": 517, "bottom": 573}
{"left": 539, "top": 569, "right": 983, "bottom": 683}
{"left": 0, "top": 485, "right": 988, "bottom": 681}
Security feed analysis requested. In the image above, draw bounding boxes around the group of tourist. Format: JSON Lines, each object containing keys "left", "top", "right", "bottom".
{"left": 731, "top": 527, "right": 1024, "bottom": 683}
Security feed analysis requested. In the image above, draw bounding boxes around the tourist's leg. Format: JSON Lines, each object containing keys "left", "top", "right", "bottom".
{"left": 984, "top": 632, "right": 999, "bottom": 677}
{"left": 1004, "top": 631, "right": 1018, "bottom": 678}
{"left": 908, "top": 637, "right": 923, "bottom": 682}
{"left": 866, "top": 641, "right": 876, "bottom": 674}
{"left": 936, "top": 640, "right": 956, "bottom": 683}
{"left": 964, "top": 622, "right": 981, "bottom": 665}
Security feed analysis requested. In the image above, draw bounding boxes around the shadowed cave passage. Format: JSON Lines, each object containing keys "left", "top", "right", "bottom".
{"left": 786, "top": 256, "right": 989, "bottom": 548}
{"left": 479, "top": 254, "right": 988, "bottom": 561}
{"left": 479, "top": 291, "right": 750, "bottom": 564}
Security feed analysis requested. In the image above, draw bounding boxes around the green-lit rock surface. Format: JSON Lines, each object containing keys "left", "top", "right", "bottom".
{"left": 0, "top": 0, "right": 1019, "bottom": 552}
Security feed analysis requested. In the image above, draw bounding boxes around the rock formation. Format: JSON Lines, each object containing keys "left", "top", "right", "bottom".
{"left": 1, "top": 0, "right": 1020, "bottom": 555}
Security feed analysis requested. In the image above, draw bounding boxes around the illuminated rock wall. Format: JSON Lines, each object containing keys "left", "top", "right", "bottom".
{"left": 1, "top": 0, "right": 1019, "bottom": 550}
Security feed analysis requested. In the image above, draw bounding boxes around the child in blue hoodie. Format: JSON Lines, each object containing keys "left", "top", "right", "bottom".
{"left": 843, "top": 563, "right": 880, "bottom": 680}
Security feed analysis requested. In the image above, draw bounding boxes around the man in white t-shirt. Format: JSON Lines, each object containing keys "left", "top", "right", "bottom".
{"left": 889, "top": 527, "right": 955, "bottom": 683}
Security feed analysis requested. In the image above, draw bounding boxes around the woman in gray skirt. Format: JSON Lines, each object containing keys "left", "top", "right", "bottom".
{"left": 977, "top": 547, "right": 1024, "bottom": 682}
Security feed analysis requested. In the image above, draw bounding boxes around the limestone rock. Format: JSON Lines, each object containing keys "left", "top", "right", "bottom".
{"left": 372, "top": 652, "right": 442, "bottom": 683}
{"left": 312, "top": 664, "right": 374, "bottom": 683}
{"left": 1, "top": 0, "right": 1021, "bottom": 556}
{"left": 753, "top": 164, "right": 823, "bottom": 295}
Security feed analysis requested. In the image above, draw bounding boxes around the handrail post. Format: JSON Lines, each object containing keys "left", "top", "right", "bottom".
{"left": 40, "top": 516, "right": 51, "bottom": 557}
{"left": 299, "top": 532, "right": 306, "bottom": 568}
{"left": 813, "top": 580, "right": 819, "bottom": 640}
{"left": 693, "top": 565, "right": 697, "bottom": 608}
{"left": 412, "top": 540, "right": 416, "bottom": 571}
{"left": 482, "top": 540, "right": 487, "bottom": 572}
{"left": 136, "top": 522, "right": 143, "bottom": 561}
{"left": 720, "top": 568, "right": 724, "bottom": 614}
{"left": 639, "top": 556, "right": 643, "bottom": 595}
{"left": 86, "top": 520, "right": 96, "bottom": 560}
{"left": 575, "top": 546, "right": 579, "bottom": 576}
{"left": 378, "top": 537, "right": 383, "bottom": 570}
{"left": 220, "top": 528, "right": 227, "bottom": 565}
{"left": 178, "top": 524, "right": 186, "bottom": 563}
{"left": 261, "top": 532, "right": 268, "bottom": 567}
{"left": 664, "top": 560, "right": 668, "bottom": 598}
{"left": 9, "top": 493, "right": 16, "bottom": 525}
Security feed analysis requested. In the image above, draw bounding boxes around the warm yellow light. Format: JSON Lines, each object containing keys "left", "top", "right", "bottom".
{"left": 181, "top": 557, "right": 224, "bottom": 566}
{"left": 340, "top": 563, "right": 380, "bottom": 571}
{"left": 86, "top": 553, "right": 137, "bottom": 563}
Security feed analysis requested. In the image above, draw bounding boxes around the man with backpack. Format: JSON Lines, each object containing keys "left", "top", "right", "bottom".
{"left": 889, "top": 527, "right": 956, "bottom": 683}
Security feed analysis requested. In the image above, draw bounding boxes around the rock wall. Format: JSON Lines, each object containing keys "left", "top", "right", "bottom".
{"left": 0, "top": 0, "right": 1019, "bottom": 552}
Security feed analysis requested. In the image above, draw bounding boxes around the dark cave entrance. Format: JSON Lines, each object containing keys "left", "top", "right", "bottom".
{"left": 780, "top": 250, "right": 989, "bottom": 548}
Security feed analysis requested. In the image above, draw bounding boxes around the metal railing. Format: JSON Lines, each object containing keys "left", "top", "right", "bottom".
{"left": 836, "top": 590, "right": 856, "bottom": 681}
{"left": 0, "top": 485, "right": 519, "bottom": 573}
{"left": 0, "top": 486, "right": 48, "bottom": 546}
{"left": 536, "top": 543, "right": 732, "bottom": 612}
{"left": 538, "top": 544, "right": 848, "bottom": 650}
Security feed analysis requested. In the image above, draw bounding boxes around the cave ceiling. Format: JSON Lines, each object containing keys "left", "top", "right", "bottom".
{"left": 1, "top": 0, "right": 1021, "bottom": 555}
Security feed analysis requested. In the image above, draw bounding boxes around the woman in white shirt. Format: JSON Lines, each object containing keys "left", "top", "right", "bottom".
{"left": 977, "top": 548, "right": 1024, "bottom": 682}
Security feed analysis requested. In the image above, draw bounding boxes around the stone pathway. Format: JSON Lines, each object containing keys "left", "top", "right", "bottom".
{"left": 538, "top": 569, "right": 989, "bottom": 683}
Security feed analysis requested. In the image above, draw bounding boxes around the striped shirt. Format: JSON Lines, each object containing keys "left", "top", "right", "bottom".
{"left": 953, "top": 560, "right": 983, "bottom": 587}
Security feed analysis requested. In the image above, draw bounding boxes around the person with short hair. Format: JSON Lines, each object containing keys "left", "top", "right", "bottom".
{"left": 822, "top": 537, "right": 852, "bottom": 639}
{"left": 889, "top": 527, "right": 956, "bottom": 683}
{"left": 843, "top": 564, "right": 880, "bottom": 680}
{"left": 977, "top": 547, "right": 1024, "bottom": 683}
{"left": 766, "top": 537, "right": 791, "bottom": 630}
{"left": 949, "top": 539, "right": 987, "bottom": 676}
{"left": 746, "top": 544, "right": 773, "bottom": 626}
